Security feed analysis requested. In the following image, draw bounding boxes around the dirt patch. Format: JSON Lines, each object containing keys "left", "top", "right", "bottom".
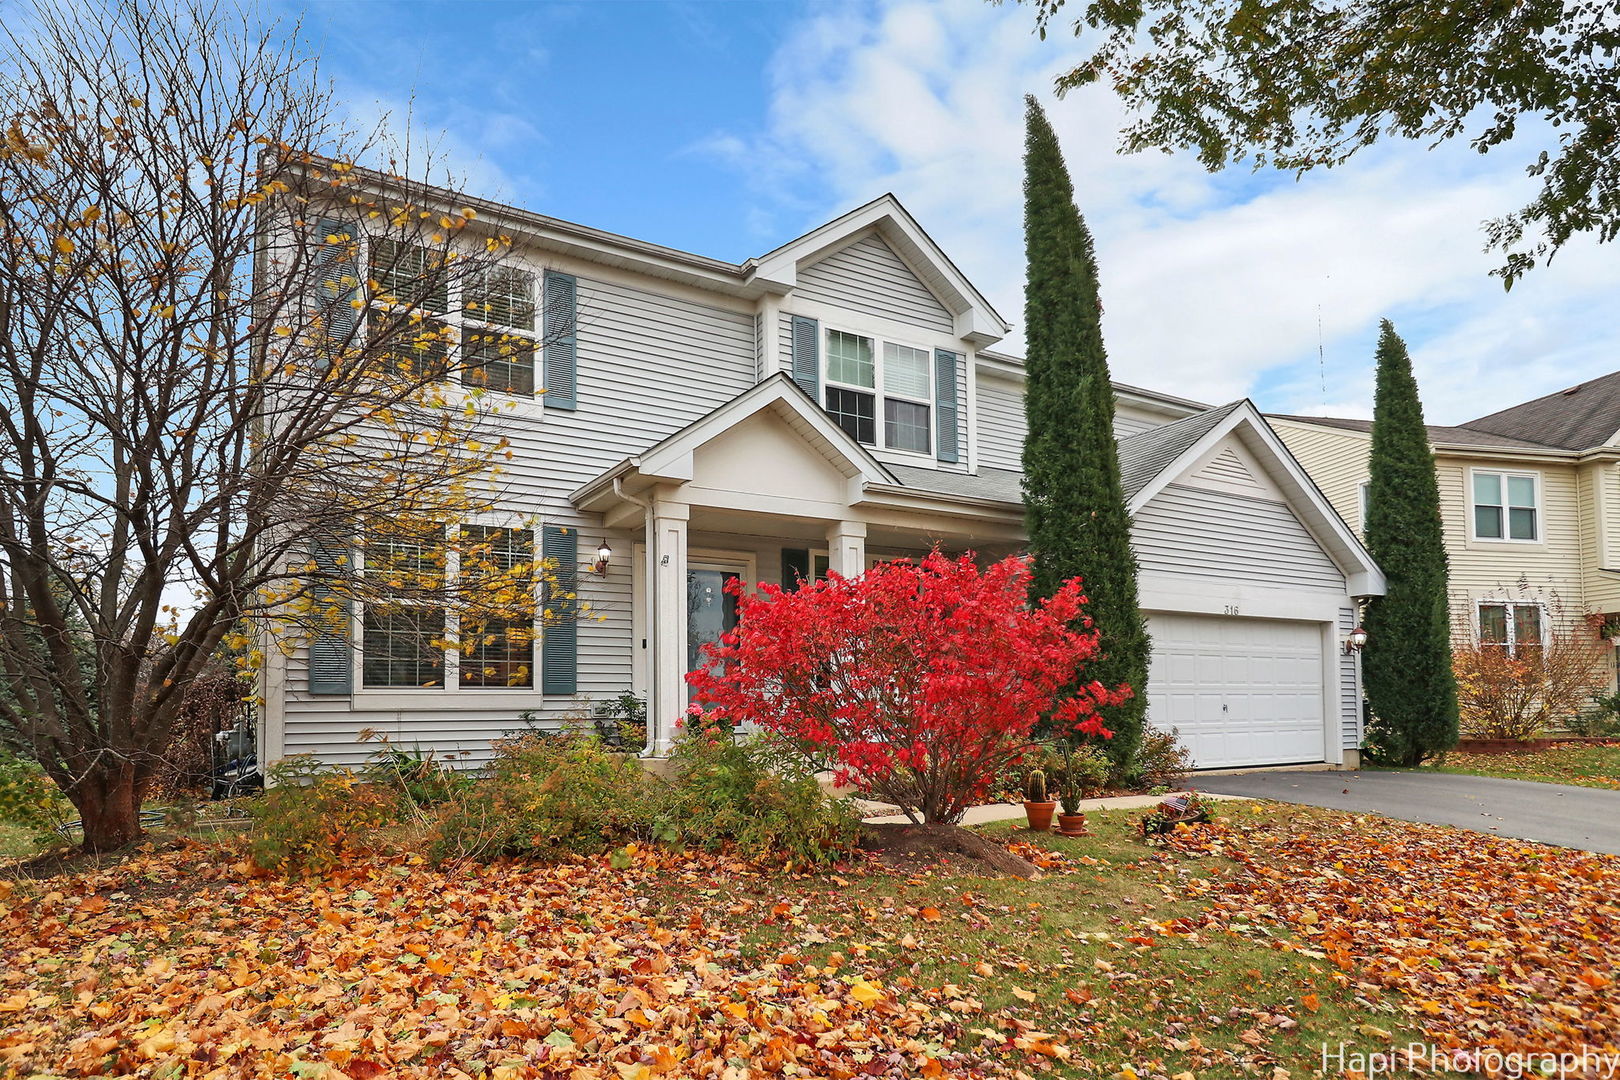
{"left": 858, "top": 822, "right": 1043, "bottom": 879}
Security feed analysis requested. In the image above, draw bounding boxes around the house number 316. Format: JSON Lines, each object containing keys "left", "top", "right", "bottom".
{"left": 1223, "top": 604, "right": 1240, "bottom": 616}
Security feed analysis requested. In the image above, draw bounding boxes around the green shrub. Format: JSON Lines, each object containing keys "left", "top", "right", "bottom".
{"left": 1571, "top": 692, "right": 1620, "bottom": 738}
{"left": 0, "top": 749, "right": 71, "bottom": 841}
{"left": 660, "top": 725, "right": 858, "bottom": 867}
{"left": 248, "top": 756, "right": 398, "bottom": 875}
{"left": 430, "top": 734, "right": 655, "bottom": 863}
{"left": 358, "top": 730, "right": 476, "bottom": 812}
{"left": 1119, "top": 727, "right": 1192, "bottom": 791}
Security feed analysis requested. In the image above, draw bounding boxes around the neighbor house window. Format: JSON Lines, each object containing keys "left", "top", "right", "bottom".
{"left": 459, "top": 525, "right": 536, "bottom": 689}
{"left": 1478, "top": 602, "right": 1543, "bottom": 658}
{"left": 361, "top": 526, "right": 447, "bottom": 688}
{"left": 823, "top": 329, "right": 933, "bottom": 454}
{"left": 364, "top": 239, "right": 537, "bottom": 396}
{"left": 1473, "top": 470, "right": 1539, "bottom": 541}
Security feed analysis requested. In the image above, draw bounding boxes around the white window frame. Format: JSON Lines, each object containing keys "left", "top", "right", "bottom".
{"left": 1468, "top": 467, "right": 1541, "bottom": 544}
{"left": 1359, "top": 481, "right": 1371, "bottom": 530}
{"left": 362, "top": 234, "right": 540, "bottom": 398}
{"left": 1476, "top": 601, "right": 1545, "bottom": 657}
{"left": 352, "top": 518, "right": 543, "bottom": 701}
{"left": 822, "top": 326, "right": 935, "bottom": 459}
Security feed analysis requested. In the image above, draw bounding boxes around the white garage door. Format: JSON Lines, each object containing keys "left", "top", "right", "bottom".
{"left": 1147, "top": 613, "right": 1327, "bottom": 769}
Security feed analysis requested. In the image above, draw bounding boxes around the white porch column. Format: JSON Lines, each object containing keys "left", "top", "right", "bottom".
{"left": 826, "top": 520, "right": 867, "bottom": 577}
{"left": 648, "top": 498, "right": 689, "bottom": 758}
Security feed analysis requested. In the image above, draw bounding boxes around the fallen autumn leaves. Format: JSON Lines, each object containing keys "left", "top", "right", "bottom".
{"left": 0, "top": 808, "right": 1615, "bottom": 1078}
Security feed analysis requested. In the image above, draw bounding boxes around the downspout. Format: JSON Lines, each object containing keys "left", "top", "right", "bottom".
{"left": 613, "top": 476, "right": 660, "bottom": 758}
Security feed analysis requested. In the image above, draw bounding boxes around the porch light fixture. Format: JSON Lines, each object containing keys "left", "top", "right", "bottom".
{"left": 1344, "top": 626, "right": 1369, "bottom": 654}
{"left": 591, "top": 541, "right": 612, "bottom": 577}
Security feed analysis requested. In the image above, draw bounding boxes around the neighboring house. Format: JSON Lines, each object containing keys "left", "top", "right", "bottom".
{"left": 260, "top": 190, "right": 1384, "bottom": 774}
{"left": 1273, "top": 374, "right": 1620, "bottom": 688}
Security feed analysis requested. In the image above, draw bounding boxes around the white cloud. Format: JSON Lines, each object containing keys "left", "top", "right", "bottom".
{"left": 700, "top": 0, "right": 1620, "bottom": 424}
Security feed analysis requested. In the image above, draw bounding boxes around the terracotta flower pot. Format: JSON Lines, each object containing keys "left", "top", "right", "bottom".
{"left": 1023, "top": 800, "right": 1057, "bottom": 832}
{"left": 1056, "top": 813, "right": 1087, "bottom": 837}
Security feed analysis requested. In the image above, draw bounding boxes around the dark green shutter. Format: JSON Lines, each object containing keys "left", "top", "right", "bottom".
{"left": 313, "top": 218, "right": 359, "bottom": 369}
{"left": 541, "top": 525, "right": 578, "bottom": 694}
{"left": 307, "top": 529, "right": 353, "bottom": 695}
{"left": 934, "top": 349, "right": 961, "bottom": 464}
{"left": 790, "top": 315, "right": 819, "bottom": 399}
{"left": 781, "top": 548, "right": 810, "bottom": 592}
{"left": 543, "top": 272, "right": 578, "bottom": 410}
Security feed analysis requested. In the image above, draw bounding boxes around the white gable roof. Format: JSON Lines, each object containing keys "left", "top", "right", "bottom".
{"left": 745, "top": 194, "right": 1010, "bottom": 346}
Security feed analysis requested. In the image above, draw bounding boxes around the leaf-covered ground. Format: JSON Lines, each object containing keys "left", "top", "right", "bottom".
{"left": 1, "top": 806, "right": 1615, "bottom": 1078}
{"left": 1414, "top": 743, "right": 1620, "bottom": 790}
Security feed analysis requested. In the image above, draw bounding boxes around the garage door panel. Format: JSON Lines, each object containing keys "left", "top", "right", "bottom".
{"left": 1147, "top": 613, "right": 1327, "bottom": 770}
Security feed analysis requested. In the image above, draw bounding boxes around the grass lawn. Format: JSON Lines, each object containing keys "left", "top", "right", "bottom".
{"left": 0, "top": 823, "right": 36, "bottom": 861}
{"left": 2, "top": 805, "right": 1615, "bottom": 1078}
{"left": 1410, "top": 742, "right": 1620, "bottom": 789}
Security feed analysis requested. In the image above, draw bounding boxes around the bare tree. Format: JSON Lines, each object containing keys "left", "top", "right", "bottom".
{"left": 0, "top": 0, "right": 565, "bottom": 851}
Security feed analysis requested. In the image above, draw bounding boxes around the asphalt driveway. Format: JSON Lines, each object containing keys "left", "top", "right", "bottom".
{"left": 1193, "top": 769, "right": 1620, "bottom": 855}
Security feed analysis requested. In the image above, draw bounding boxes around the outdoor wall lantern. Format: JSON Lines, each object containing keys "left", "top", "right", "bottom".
{"left": 1344, "top": 626, "right": 1369, "bottom": 654}
{"left": 591, "top": 542, "right": 612, "bottom": 577}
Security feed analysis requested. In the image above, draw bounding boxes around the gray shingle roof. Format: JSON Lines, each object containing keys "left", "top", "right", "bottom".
{"left": 1462, "top": 370, "right": 1620, "bottom": 450}
{"left": 1267, "top": 413, "right": 1567, "bottom": 451}
{"left": 887, "top": 464, "right": 1021, "bottom": 503}
{"left": 887, "top": 401, "right": 1247, "bottom": 506}
{"left": 1116, "top": 400, "right": 1245, "bottom": 500}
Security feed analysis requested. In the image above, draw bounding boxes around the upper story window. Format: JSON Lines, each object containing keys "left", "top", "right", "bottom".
{"left": 1478, "top": 602, "right": 1543, "bottom": 658}
{"left": 823, "top": 328, "right": 932, "bottom": 455}
{"left": 366, "top": 239, "right": 537, "bottom": 396}
{"left": 1472, "top": 469, "right": 1539, "bottom": 541}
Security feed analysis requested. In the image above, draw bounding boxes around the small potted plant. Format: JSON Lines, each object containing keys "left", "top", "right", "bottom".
{"left": 1056, "top": 781, "right": 1088, "bottom": 837}
{"left": 1140, "top": 791, "right": 1211, "bottom": 837}
{"left": 1022, "top": 767, "right": 1056, "bottom": 832}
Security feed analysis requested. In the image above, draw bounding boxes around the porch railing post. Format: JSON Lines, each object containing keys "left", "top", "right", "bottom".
{"left": 649, "top": 497, "right": 690, "bottom": 758}
{"left": 826, "top": 520, "right": 867, "bottom": 577}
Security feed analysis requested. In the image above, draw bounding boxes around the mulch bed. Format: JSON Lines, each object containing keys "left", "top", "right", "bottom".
{"left": 858, "top": 822, "right": 1044, "bottom": 878}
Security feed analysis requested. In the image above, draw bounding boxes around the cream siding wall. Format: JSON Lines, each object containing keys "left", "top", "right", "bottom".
{"left": 1580, "top": 462, "right": 1620, "bottom": 614}
{"left": 1276, "top": 419, "right": 1594, "bottom": 638}
{"left": 1273, "top": 421, "right": 1372, "bottom": 533}
{"left": 1438, "top": 457, "right": 1587, "bottom": 632}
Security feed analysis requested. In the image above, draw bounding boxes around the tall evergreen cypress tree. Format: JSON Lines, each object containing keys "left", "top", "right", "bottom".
{"left": 1020, "top": 96, "right": 1150, "bottom": 773}
{"left": 1361, "top": 320, "right": 1459, "bottom": 765}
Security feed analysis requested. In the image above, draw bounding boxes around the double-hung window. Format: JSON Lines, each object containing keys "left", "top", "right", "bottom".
{"left": 361, "top": 526, "right": 447, "bottom": 689}
{"left": 823, "top": 329, "right": 932, "bottom": 454}
{"left": 364, "top": 239, "right": 537, "bottom": 396}
{"left": 1478, "top": 602, "right": 1543, "bottom": 659}
{"left": 1472, "top": 470, "right": 1539, "bottom": 541}
{"left": 459, "top": 525, "right": 536, "bottom": 689}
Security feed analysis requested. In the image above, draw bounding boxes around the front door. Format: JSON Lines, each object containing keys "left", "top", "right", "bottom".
{"left": 686, "top": 564, "right": 740, "bottom": 699}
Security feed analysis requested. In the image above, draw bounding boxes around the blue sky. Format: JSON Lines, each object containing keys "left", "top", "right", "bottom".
{"left": 287, "top": 0, "right": 1620, "bottom": 424}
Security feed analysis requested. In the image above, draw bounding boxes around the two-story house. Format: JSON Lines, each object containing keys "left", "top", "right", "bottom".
{"left": 259, "top": 190, "right": 1384, "bottom": 773}
{"left": 1274, "top": 374, "right": 1620, "bottom": 688}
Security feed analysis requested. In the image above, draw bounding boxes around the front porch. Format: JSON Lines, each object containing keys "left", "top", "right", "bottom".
{"left": 571, "top": 375, "right": 1024, "bottom": 755}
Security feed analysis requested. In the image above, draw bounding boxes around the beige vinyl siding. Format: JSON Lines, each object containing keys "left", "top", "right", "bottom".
{"left": 1114, "top": 404, "right": 1163, "bottom": 438}
{"left": 796, "top": 234, "right": 954, "bottom": 333}
{"left": 1273, "top": 420, "right": 1372, "bottom": 533}
{"left": 1581, "top": 461, "right": 1620, "bottom": 615}
{"left": 278, "top": 270, "right": 759, "bottom": 767}
{"left": 1437, "top": 457, "right": 1587, "bottom": 634}
{"left": 1278, "top": 418, "right": 1594, "bottom": 639}
{"left": 1133, "top": 484, "right": 1346, "bottom": 592}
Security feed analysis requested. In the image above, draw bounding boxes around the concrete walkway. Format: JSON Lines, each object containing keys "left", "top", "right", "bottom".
{"left": 861, "top": 791, "right": 1243, "bottom": 825}
{"left": 1193, "top": 769, "right": 1620, "bottom": 855}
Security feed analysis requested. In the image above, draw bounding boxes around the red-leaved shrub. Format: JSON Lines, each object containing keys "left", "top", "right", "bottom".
{"left": 685, "top": 552, "right": 1130, "bottom": 824}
